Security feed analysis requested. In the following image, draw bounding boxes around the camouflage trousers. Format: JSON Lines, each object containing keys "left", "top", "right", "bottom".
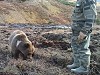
{"left": 71, "top": 22, "right": 91, "bottom": 68}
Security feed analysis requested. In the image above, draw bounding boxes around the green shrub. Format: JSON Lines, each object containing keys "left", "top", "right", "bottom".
{"left": 96, "top": 18, "right": 100, "bottom": 25}
{"left": 20, "top": 0, "right": 27, "bottom": 2}
{"left": 98, "top": 12, "right": 100, "bottom": 14}
{"left": 56, "top": 0, "right": 75, "bottom": 7}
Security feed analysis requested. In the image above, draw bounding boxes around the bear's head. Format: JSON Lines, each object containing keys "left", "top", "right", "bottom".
{"left": 17, "top": 41, "right": 34, "bottom": 60}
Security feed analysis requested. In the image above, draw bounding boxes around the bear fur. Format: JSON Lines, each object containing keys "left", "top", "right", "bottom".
{"left": 9, "top": 30, "right": 35, "bottom": 60}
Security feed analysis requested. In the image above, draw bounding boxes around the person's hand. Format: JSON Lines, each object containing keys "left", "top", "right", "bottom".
{"left": 78, "top": 32, "right": 86, "bottom": 43}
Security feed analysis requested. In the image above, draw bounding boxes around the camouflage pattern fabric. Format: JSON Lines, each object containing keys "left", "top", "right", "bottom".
{"left": 71, "top": 0, "right": 97, "bottom": 70}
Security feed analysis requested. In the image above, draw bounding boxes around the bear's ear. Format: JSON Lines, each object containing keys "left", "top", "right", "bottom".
{"left": 24, "top": 43, "right": 30, "bottom": 48}
{"left": 19, "top": 34, "right": 26, "bottom": 38}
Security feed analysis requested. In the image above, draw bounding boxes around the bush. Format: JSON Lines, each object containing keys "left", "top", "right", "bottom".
{"left": 20, "top": 0, "right": 27, "bottom": 2}
{"left": 96, "top": 18, "right": 100, "bottom": 25}
{"left": 56, "top": 0, "right": 75, "bottom": 7}
{"left": 98, "top": 12, "right": 100, "bottom": 14}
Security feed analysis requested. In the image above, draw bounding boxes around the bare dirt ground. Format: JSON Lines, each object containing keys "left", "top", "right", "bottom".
{"left": 0, "top": 24, "right": 100, "bottom": 75}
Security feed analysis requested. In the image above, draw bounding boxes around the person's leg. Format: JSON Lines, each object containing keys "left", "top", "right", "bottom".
{"left": 67, "top": 22, "right": 81, "bottom": 69}
{"left": 71, "top": 34, "right": 91, "bottom": 74}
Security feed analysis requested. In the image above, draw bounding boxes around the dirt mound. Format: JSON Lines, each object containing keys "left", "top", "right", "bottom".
{"left": 0, "top": 0, "right": 73, "bottom": 24}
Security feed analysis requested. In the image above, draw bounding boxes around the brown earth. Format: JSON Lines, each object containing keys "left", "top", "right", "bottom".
{"left": 0, "top": 24, "right": 99, "bottom": 75}
{"left": 0, "top": 0, "right": 73, "bottom": 24}
{"left": 0, "top": 0, "right": 100, "bottom": 75}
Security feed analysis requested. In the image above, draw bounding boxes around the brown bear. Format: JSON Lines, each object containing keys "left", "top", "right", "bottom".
{"left": 9, "top": 30, "right": 35, "bottom": 60}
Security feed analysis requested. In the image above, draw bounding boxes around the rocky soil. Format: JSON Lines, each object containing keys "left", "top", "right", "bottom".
{"left": 0, "top": 1, "right": 99, "bottom": 75}
{"left": 0, "top": 24, "right": 99, "bottom": 75}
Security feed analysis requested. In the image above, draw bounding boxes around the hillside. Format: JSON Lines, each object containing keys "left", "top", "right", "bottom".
{"left": 0, "top": 0, "right": 100, "bottom": 25}
{"left": 0, "top": 0, "right": 73, "bottom": 24}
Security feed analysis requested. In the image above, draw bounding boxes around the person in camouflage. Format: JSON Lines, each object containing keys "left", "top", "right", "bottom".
{"left": 67, "top": 0, "right": 97, "bottom": 74}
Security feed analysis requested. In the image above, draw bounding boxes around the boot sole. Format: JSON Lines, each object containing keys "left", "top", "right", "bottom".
{"left": 71, "top": 70, "right": 89, "bottom": 74}
{"left": 67, "top": 66, "right": 79, "bottom": 70}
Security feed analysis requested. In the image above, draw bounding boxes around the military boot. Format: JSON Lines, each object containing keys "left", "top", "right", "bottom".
{"left": 71, "top": 55, "right": 90, "bottom": 74}
{"left": 71, "top": 66, "right": 89, "bottom": 74}
{"left": 67, "top": 57, "right": 80, "bottom": 69}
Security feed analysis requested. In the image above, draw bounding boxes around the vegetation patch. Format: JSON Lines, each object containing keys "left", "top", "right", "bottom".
{"left": 96, "top": 12, "right": 100, "bottom": 25}
{"left": 96, "top": 18, "right": 100, "bottom": 25}
{"left": 56, "top": 0, "right": 75, "bottom": 6}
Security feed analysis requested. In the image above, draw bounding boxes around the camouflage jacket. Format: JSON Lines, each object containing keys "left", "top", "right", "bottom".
{"left": 72, "top": 0, "right": 97, "bottom": 34}
{"left": 72, "top": 0, "right": 97, "bottom": 21}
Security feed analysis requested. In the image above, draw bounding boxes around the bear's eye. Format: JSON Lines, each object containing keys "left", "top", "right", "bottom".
{"left": 24, "top": 43, "right": 30, "bottom": 48}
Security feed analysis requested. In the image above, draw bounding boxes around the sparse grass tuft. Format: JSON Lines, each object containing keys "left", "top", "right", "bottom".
{"left": 96, "top": 12, "right": 100, "bottom": 25}
{"left": 20, "top": 0, "right": 27, "bottom": 2}
{"left": 96, "top": 18, "right": 100, "bottom": 25}
{"left": 98, "top": 12, "right": 100, "bottom": 14}
{"left": 56, "top": 0, "right": 75, "bottom": 6}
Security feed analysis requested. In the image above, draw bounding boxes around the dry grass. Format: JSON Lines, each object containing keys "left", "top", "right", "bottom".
{"left": 0, "top": 0, "right": 73, "bottom": 24}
